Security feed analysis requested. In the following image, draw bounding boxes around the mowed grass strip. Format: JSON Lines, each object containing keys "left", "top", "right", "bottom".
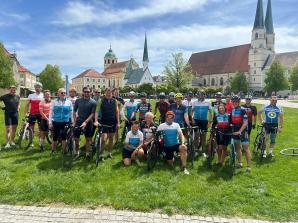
{"left": 0, "top": 100, "right": 297, "bottom": 221}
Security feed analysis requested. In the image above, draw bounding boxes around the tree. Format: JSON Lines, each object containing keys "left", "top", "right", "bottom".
{"left": 0, "top": 42, "right": 16, "bottom": 88}
{"left": 230, "top": 72, "right": 248, "bottom": 94}
{"left": 163, "top": 52, "right": 193, "bottom": 91}
{"left": 39, "top": 64, "right": 64, "bottom": 93}
{"left": 155, "top": 84, "right": 169, "bottom": 94}
{"left": 290, "top": 60, "right": 298, "bottom": 91}
{"left": 137, "top": 83, "right": 154, "bottom": 95}
{"left": 264, "top": 60, "right": 289, "bottom": 95}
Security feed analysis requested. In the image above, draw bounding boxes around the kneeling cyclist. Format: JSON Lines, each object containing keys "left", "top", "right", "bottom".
{"left": 157, "top": 111, "right": 189, "bottom": 175}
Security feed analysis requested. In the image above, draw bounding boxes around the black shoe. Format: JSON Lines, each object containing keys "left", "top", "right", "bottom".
{"left": 40, "top": 145, "right": 44, "bottom": 152}
{"left": 86, "top": 154, "right": 91, "bottom": 161}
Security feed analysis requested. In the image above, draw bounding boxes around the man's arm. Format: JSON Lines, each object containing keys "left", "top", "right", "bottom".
{"left": 116, "top": 103, "right": 120, "bottom": 128}
{"left": 39, "top": 102, "right": 48, "bottom": 121}
{"left": 121, "top": 102, "right": 128, "bottom": 121}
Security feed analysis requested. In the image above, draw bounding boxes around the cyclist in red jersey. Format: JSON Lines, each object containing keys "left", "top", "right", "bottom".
{"left": 154, "top": 92, "right": 170, "bottom": 123}
{"left": 225, "top": 95, "right": 233, "bottom": 114}
{"left": 24, "top": 82, "right": 44, "bottom": 134}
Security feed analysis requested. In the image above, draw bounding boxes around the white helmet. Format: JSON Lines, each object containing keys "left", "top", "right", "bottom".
{"left": 128, "top": 91, "right": 136, "bottom": 97}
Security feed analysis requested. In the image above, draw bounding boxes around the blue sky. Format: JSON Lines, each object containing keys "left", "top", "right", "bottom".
{"left": 1, "top": 0, "right": 298, "bottom": 79}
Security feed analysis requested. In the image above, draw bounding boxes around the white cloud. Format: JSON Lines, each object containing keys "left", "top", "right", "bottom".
{"left": 13, "top": 24, "right": 298, "bottom": 78}
{"left": 53, "top": 0, "right": 219, "bottom": 27}
{"left": 0, "top": 12, "right": 30, "bottom": 22}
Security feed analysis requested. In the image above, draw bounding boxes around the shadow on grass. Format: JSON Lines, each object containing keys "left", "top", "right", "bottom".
{"left": 252, "top": 153, "right": 276, "bottom": 166}
{"left": 0, "top": 147, "right": 41, "bottom": 159}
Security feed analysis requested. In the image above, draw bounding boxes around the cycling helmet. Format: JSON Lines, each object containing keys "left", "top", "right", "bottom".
{"left": 175, "top": 93, "right": 183, "bottom": 99}
{"left": 159, "top": 92, "right": 166, "bottom": 99}
{"left": 166, "top": 111, "right": 175, "bottom": 117}
{"left": 34, "top": 82, "right": 43, "bottom": 88}
{"left": 140, "top": 92, "right": 147, "bottom": 97}
{"left": 198, "top": 90, "right": 206, "bottom": 96}
{"left": 169, "top": 92, "right": 175, "bottom": 97}
{"left": 215, "top": 92, "right": 223, "bottom": 97}
{"left": 245, "top": 95, "right": 253, "bottom": 100}
{"left": 231, "top": 95, "right": 241, "bottom": 102}
{"left": 128, "top": 91, "right": 136, "bottom": 97}
{"left": 187, "top": 92, "right": 193, "bottom": 97}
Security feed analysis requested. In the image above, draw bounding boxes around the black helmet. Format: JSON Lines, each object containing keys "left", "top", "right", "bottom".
{"left": 159, "top": 92, "right": 166, "bottom": 99}
{"left": 215, "top": 92, "right": 223, "bottom": 97}
{"left": 140, "top": 92, "right": 147, "bottom": 97}
{"left": 231, "top": 95, "right": 240, "bottom": 102}
{"left": 187, "top": 92, "right": 193, "bottom": 97}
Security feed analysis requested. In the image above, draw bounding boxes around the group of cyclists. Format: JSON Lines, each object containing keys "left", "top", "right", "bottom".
{"left": 0, "top": 83, "right": 284, "bottom": 175}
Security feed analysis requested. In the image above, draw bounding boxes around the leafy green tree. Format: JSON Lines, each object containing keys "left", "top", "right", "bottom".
{"left": 264, "top": 60, "right": 289, "bottom": 94}
{"left": 137, "top": 83, "right": 154, "bottom": 95}
{"left": 0, "top": 42, "right": 16, "bottom": 88}
{"left": 155, "top": 84, "right": 169, "bottom": 94}
{"left": 230, "top": 72, "right": 248, "bottom": 94}
{"left": 121, "top": 86, "right": 134, "bottom": 94}
{"left": 290, "top": 60, "right": 298, "bottom": 91}
{"left": 163, "top": 52, "right": 193, "bottom": 91}
{"left": 39, "top": 64, "right": 64, "bottom": 93}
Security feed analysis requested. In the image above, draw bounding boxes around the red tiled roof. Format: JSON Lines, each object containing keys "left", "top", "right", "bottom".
{"left": 275, "top": 51, "right": 298, "bottom": 69}
{"left": 189, "top": 44, "right": 251, "bottom": 75}
{"left": 102, "top": 61, "right": 129, "bottom": 76}
{"left": 72, "top": 69, "right": 103, "bottom": 79}
{"left": 18, "top": 64, "right": 29, "bottom": 73}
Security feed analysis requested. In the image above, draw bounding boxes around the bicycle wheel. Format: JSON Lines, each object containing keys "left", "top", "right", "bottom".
{"left": 95, "top": 133, "right": 101, "bottom": 167}
{"left": 147, "top": 142, "right": 158, "bottom": 171}
{"left": 259, "top": 135, "right": 266, "bottom": 161}
{"left": 207, "top": 134, "right": 215, "bottom": 168}
{"left": 19, "top": 127, "right": 33, "bottom": 150}
{"left": 253, "top": 133, "right": 262, "bottom": 153}
{"left": 230, "top": 140, "right": 236, "bottom": 175}
{"left": 46, "top": 130, "right": 52, "bottom": 145}
{"left": 188, "top": 130, "right": 195, "bottom": 167}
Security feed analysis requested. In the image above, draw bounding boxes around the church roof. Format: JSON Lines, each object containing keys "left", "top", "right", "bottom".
{"left": 265, "top": 0, "right": 274, "bottom": 34}
{"left": 189, "top": 44, "right": 251, "bottom": 76}
{"left": 102, "top": 61, "right": 129, "bottom": 76}
{"left": 143, "top": 33, "right": 149, "bottom": 62}
{"left": 72, "top": 69, "right": 103, "bottom": 79}
{"left": 254, "top": 0, "right": 265, "bottom": 29}
{"left": 275, "top": 52, "right": 298, "bottom": 69}
{"left": 126, "top": 68, "right": 146, "bottom": 85}
{"left": 104, "top": 47, "right": 117, "bottom": 59}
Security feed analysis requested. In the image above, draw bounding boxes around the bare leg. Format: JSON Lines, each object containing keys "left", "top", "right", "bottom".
{"left": 100, "top": 133, "right": 107, "bottom": 156}
{"left": 62, "top": 140, "right": 67, "bottom": 153}
{"left": 5, "top": 126, "right": 11, "bottom": 145}
{"left": 11, "top": 125, "right": 17, "bottom": 143}
{"left": 235, "top": 143, "right": 242, "bottom": 164}
{"left": 179, "top": 145, "right": 188, "bottom": 168}
{"left": 52, "top": 141, "right": 57, "bottom": 152}
{"left": 107, "top": 133, "right": 114, "bottom": 155}
{"left": 243, "top": 145, "right": 252, "bottom": 168}
{"left": 74, "top": 138, "right": 80, "bottom": 153}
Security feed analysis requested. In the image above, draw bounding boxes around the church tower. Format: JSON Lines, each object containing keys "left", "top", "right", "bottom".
{"left": 248, "top": 0, "right": 274, "bottom": 91}
{"left": 104, "top": 45, "right": 117, "bottom": 69}
{"left": 265, "top": 0, "right": 275, "bottom": 51}
{"left": 143, "top": 33, "right": 149, "bottom": 71}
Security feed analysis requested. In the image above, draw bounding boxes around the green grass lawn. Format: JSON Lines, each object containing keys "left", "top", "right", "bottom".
{"left": 0, "top": 101, "right": 297, "bottom": 221}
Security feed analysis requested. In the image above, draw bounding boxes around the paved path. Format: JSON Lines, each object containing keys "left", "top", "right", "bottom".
{"left": 252, "top": 99, "right": 298, "bottom": 108}
{"left": 0, "top": 205, "right": 296, "bottom": 223}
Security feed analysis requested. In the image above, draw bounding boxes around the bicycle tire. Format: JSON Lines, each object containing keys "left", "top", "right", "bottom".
{"left": 280, "top": 148, "right": 298, "bottom": 156}
{"left": 253, "top": 132, "right": 262, "bottom": 153}
{"left": 230, "top": 140, "right": 236, "bottom": 175}
{"left": 19, "top": 127, "right": 33, "bottom": 150}
{"left": 259, "top": 135, "right": 266, "bottom": 162}
{"left": 46, "top": 130, "right": 52, "bottom": 145}
{"left": 95, "top": 133, "right": 101, "bottom": 167}
{"left": 147, "top": 141, "right": 158, "bottom": 171}
{"left": 207, "top": 133, "right": 215, "bottom": 168}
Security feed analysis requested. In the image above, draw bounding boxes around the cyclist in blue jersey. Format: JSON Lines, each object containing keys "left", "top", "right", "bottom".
{"left": 121, "top": 91, "right": 138, "bottom": 140}
{"left": 169, "top": 93, "right": 191, "bottom": 128}
{"left": 258, "top": 95, "right": 283, "bottom": 157}
{"left": 192, "top": 90, "right": 212, "bottom": 154}
{"left": 230, "top": 95, "right": 252, "bottom": 173}
{"left": 157, "top": 111, "right": 189, "bottom": 175}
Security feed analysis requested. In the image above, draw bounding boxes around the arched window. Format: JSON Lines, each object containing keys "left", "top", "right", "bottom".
{"left": 203, "top": 79, "right": 206, "bottom": 86}
{"left": 108, "top": 59, "right": 110, "bottom": 64}
{"left": 211, "top": 78, "right": 215, "bottom": 86}
{"left": 113, "top": 80, "right": 115, "bottom": 87}
{"left": 220, "top": 77, "right": 224, "bottom": 86}
{"left": 255, "top": 33, "right": 259, "bottom": 39}
{"left": 108, "top": 80, "right": 111, "bottom": 87}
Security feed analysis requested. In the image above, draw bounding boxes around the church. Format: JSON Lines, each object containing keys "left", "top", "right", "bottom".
{"left": 189, "top": 0, "right": 298, "bottom": 93}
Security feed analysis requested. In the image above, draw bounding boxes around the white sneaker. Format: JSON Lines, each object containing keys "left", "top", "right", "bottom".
{"left": 263, "top": 152, "right": 267, "bottom": 158}
{"left": 183, "top": 168, "right": 190, "bottom": 175}
{"left": 4, "top": 143, "right": 11, "bottom": 149}
{"left": 246, "top": 167, "right": 252, "bottom": 173}
{"left": 202, "top": 153, "right": 208, "bottom": 158}
{"left": 269, "top": 152, "right": 275, "bottom": 157}
{"left": 10, "top": 142, "right": 16, "bottom": 146}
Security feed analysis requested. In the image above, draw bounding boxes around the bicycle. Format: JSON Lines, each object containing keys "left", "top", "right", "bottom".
{"left": 92, "top": 124, "right": 114, "bottom": 167}
{"left": 120, "top": 120, "right": 132, "bottom": 142}
{"left": 17, "top": 117, "right": 33, "bottom": 150}
{"left": 207, "top": 128, "right": 216, "bottom": 168}
{"left": 146, "top": 130, "right": 164, "bottom": 171}
{"left": 61, "top": 124, "right": 75, "bottom": 167}
{"left": 182, "top": 126, "right": 198, "bottom": 167}
{"left": 253, "top": 125, "right": 266, "bottom": 161}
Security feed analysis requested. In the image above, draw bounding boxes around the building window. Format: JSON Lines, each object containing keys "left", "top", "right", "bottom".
{"left": 98, "top": 85, "right": 100, "bottom": 88}
{"left": 254, "top": 70, "right": 256, "bottom": 74}
{"left": 108, "top": 59, "right": 110, "bottom": 64}
{"left": 255, "top": 33, "right": 258, "bottom": 39}
{"left": 108, "top": 80, "right": 111, "bottom": 87}
{"left": 211, "top": 78, "right": 215, "bottom": 86}
{"left": 254, "top": 78, "right": 255, "bottom": 82}
{"left": 254, "top": 63, "right": 256, "bottom": 67}
{"left": 93, "top": 79, "right": 95, "bottom": 82}
{"left": 87, "top": 78, "right": 89, "bottom": 82}
{"left": 203, "top": 79, "right": 206, "bottom": 86}
{"left": 103, "top": 79, "right": 105, "bottom": 83}
{"left": 220, "top": 77, "right": 224, "bottom": 86}
{"left": 113, "top": 80, "right": 115, "bottom": 87}
{"left": 93, "top": 85, "right": 95, "bottom": 89}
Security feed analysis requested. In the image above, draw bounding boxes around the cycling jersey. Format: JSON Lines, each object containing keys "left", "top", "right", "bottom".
{"left": 182, "top": 100, "right": 192, "bottom": 118}
{"left": 155, "top": 101, "right": 170, "bottom": 122}
{"left": 39, "top": 100, "right": 51, "bottom": 119}
{"left": 140, "top": 122, "right": 157, "bottom": 141}
{"left": 137, "top": 102, "right": 152, "bottom": 121}
{"left": 0, "top": 93, "right": 20, "bottom": 114}
{"left": 230, "top": 106, "right": 248, "bottom": 127}
{"left": 121, "top": 100, "right": 138, "bottom": 120}
{"left": 170, "top": 103, "right": 187, "bottom": 126}
{"left": 157, "top": 122, "right": 182, "bottom": 147}
{"left": 49, "top": 98, "right": 73, "bottom": 123}
{"left": 74, "top": 98, "right": 97, "bottom": 122}
{"left": 28, "top": 92, "right": 44, "bottom": 114}
{"left": 212, "top": 113, "right": 231, "bottom": 129}
{"left": 225, "top": 102, "right": 233, "bottom": 114}
{"left": 260, "top": 104, "right": 283, "bottom": 124}
{"left": 98, "top": 97, "right": 117, "bottom": 122}
{"left": 242, "top": 105, "right": 257, "bottom": 124}
{"left": 192, "top": 100, "right": 211, "bottom": 121}
{"left": 125, "top": 130, "right": 143, "bottom": 151}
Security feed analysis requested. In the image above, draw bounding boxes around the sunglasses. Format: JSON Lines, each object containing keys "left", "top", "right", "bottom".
{"left": 95, "top": 91, "right": 100, "bottom": 93}
{"left": 84, "top": 91, "right": 90, "bottom": 93}
{"left": 60, "top": 92, "right": 66, "bottom": 94}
